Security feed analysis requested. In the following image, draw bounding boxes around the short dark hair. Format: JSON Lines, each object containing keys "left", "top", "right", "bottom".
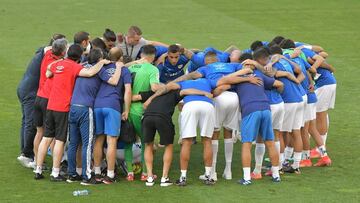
{"left": 271, "top": 36, "right": 285, "bottom": 45}
{"left": 103, "top": 28, "right": 116, "bottom": 42}
{"left": 88, "top": 48, "right": 103, "bottom": 64}
{"left": 141, "top": 45, "right": 156, "bottom": 56}
{"left": 67, "top": 44, "right": 83, "bottom": 62}
{"left": 279, "top": 39, "right": 295, "bottom": 49}
{"left": 253, "top": 47, "right": 270, "bottom": 60}
{"left": 269, "top": 45, "right": 283, "bottom": 55}
{"left": 128, "top": 26, "right": 142, "bottom": 36}
{"left": 91, "top": 37, "right": 106, "bottom": 50}
{"left": 205, "top": 51, "right": 217, "bottom": 58}
{"left": 168, "top": 44, "right": 181, "bottom": 53}
{"left": 250, "top": 40, "right": 264, "bottom": 51}
{"left": 49, "top": 33, "right": 66, "bottom": 46}
{"left": 239, "top": 53, "right": 253, "bottom": 63}
{"left": 74, "top": 31, "right": 90, "bottom": 44}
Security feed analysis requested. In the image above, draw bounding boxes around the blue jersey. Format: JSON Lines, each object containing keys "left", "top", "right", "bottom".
{"left": 155, "top": 46, "right": 168, "bottom": 60}
{"left": 94, "top": 63, "right": 132, "bottom": 112}
{"left": 187, "top": 47, "right": 230, "bottom": 72}
{"left": 177, "top": 78, "right": 213, "bottom": 105}
{"left": 71, "top": 63, "right": 102, "bottom": 107}
{"left": 235, "top": 69, "right": 274, "bottom": 118}
{"left": 157, "top": 55, "right": 189, "bottom": 83}
{"left": 301, "top": 48, "right": 336, "bottom": 88}
{"left": 274, "top": 59, "right": 303, "bottom": 103}
{"left": 196, "top": 62, "right": 241, "bottom": 88}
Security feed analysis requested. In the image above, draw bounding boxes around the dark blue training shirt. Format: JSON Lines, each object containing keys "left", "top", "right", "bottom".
{"left": 157, "top": 55, "right": 189, "bottom": 83}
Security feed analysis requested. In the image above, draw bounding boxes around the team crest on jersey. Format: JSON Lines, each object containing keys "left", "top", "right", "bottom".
{"left": 178, "top": 64, "right": 183, "bottom": 69}
{"left": 106, "top": 68, "right": 116, "bottom": 76}
{"left": 55, "top": 66, "right": 64, "bottom": 73}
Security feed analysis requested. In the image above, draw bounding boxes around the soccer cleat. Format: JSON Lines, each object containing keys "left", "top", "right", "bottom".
{"left": 66, "top": 174, "right": 82, "bottom": 183}
{"left": 17, "top": 154, "right": 33, "bottom": 168}
{"left": 34, "top": 173, "right": 44, "bottom": 180}
{"left": 238, "top": 179, "right": 252, "bottom": 186}
{"left": 222, "top": 171, "right": 232, "bottom": 180}
{"left": 300, "top": 159, "right": 313, "bottom": 168}
{"left": 272, "top": 176, "right": 281, "bottom": 183}
{"left": 199, "top": 172, "right": 217, "bottom": 181}
{"left": 102, "top": 176, "right": 116, "bottom": 184}
{"left": 160, "top": 177, "right": 173, "bottom": 187}
{"left": 145, "top": 176, "right": 155, "bottom": 187}
{"left": 310, "top": 148, "right": 321, "bottom": 159}
{"left": 250, "top": 172, "right": 262, "bottom": 180}
{"left": 141, "top": 174, "right": 157, "bottom": 182}
{"left": 314, "top": 156, "right": 332, "bottom": 167}
{"left": 283, "top": 167, "right": 301, "bottom": 174}
{"left": 175, "top": 177, "right": 187, "bottom": 186}
{"left": 81, "top": 176, "right": 100, "bottom": 185}
{"left": 126, "top": 173, "right": 134, "bottom": 181}
{"left": 94, "top": 174, "right": 104, "bottom": 183}
{"left": 50, "top": 174, "right": 67, "bottom": 182}
{"left": 203, "top": 176, "right": 215, "bottom": 186}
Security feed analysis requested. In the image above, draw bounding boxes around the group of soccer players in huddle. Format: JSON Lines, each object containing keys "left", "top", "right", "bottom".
{"left": 16, "top": 25, "right": 336, "bottom": 187}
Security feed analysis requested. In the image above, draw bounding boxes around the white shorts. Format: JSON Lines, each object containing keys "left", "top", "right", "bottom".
{"left": 180, "top": 101, "right": 215, "bottom": 139}
{"left": 270, "top": 102, "right": 285, "bottom": 130}
{"left": 213, "top": 91, "right": 239, "bottom": 131}
{"left": 315, "top": 84, "right": 336, "bottom": 112}
{"left": 301, "top": 95, "right": 308, "bottom": 126}
{"left": 281, "top": 102, "right": 304, "bottom": 132}
{"left": 304, "top": 103, "right": 317, "bottom": 121}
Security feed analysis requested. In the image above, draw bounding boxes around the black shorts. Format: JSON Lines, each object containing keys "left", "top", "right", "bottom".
{"left": 142, "top": 115, "right": 175, "bottom": 145}
{"left": 33, "top": 96, "right": 48, "bottom": 127}
{"left": 44, "top": 110, "right": 69, "bottom": 142}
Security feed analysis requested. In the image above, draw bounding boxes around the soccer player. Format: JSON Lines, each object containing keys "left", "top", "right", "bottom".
{"left": 92, "top": 47, "right": 132, "bottom": 184}
{"left": 31, "top": 37, "right": 67, "bottom": 169}
{"left": 117, "top": 25, "right": 168, "bottom": 60}
{"left": 125, "top": 44, "right": 161, "bottom": 181}
{"left": 102, "top": 28, "right": 116, "bottom": 51}
{"left": 155, "top": 44, "right": 192, "bottom": 83}
{"left": 34, "top": 44, "right": 110, "bottom": 181}
{"left": 213, "top": 60, "right": 284, "bottom": 185}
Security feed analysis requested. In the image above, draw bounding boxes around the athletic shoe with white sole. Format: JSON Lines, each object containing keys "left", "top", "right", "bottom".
{"left": 50, "top": 174, "right": 67, "bottom": 182}
{"left": 238, "top": 179, "right": 252, "bottom": 185}
{"left": 199, "top": 172, "right": 217, "bottom": 181}
{"left": 160, "top": 177, "right": 173, "bottom": 187}
{"left": 81, "top": 177, "right": 100, "bottom": 185}
{"left": 67, "top": 174, "right": 82, "bottom": 183}
{"left": 222, "top": 171, "right": 232, "bottom": 180}
{"left": 145, "top": 176, "right": 155, "bottom": 187}
{"left": 175, "top": 177, "right": 187, "bottom": 186}
{"left": 203, "top": 176, "right": 215, "bottom": 186}
{"left": 17, "top": 154, "right": 33, "bottom": 168}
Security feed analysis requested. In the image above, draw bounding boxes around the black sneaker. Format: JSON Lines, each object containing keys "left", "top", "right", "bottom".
{"left": 94, "top": 174, "right": 104, "bottom": 183}
{"left": 175, "top": 177, "right": 187, "bottom": 186}
{"left": 160, "top": 177, "right": 173, "bottom": 187}
{"left": 283, "top": 166, "right": 301, "bottom": 174}
{"left": 102, "top": 176, "right": 116, "bottom": 184}
{"left": 204, "top": 175, "right": 215, "bottom": 186}
{"left": 34, "top": 173, "right": 44, "bottom": 180}
{"left": 50, "top": 174, "right": 66, "bottom": 182}
{"left": 66, "top": 174, "right": 82, "bottom": 183}
{"left": 81, "top": 176, "right": 100, "bottom": 185}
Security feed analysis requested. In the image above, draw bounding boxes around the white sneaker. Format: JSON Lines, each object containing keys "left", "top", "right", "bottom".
{"left": 145, "top": 176, "right": 155, "bottom": 187}
{"left": 222, "top": 171, "right": 232, "bottom": 180}
{"left": 26, "top": 161, "right": 36, "bottom": 169}
{"left": 160, "top": 177, "right": 173, "bottom": 187}
{"left": 17, "top": 155, "right": 32, "bottom": 168}
{"left": 199, "top": 172, "right": 217, "bottom": 181}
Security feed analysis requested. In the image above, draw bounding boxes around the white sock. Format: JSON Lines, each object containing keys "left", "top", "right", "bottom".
{"left": 243, "top": 167, "right": 251, "bottom": 181}
{"left": 211, "top": 140, "right": 219, "bottom": 174}
{"left": 107, "top": 170, "right": 115, "bottom": 179}
{"left": 284, "top": 146, "right": 294, "bottom": 160}
{"left": 275, "top": 141, "right": 281, "bottom": 156}
{"left": 253, "top": 143, "right": 265, "bottom": 174}
{"left": 318, "top": 145, "right": 328, "bottom": 157}
{"left": 51, "top": 167, "right": 60, "bottom": 177}
{"left": 35, "top": 165, "right": 42, "bottom": 174}
{"left": 292, "top": 152, "right": 302, "bottom": 169}
{"left": 94, "top": 166, "right": 101, "bottom": 175}
{"left": 205, "top": 167, "right": 212, "bottom": 176}
{"left": 180, "top": 170, "right": 187, "bottom": 178}
{"left": 302, "top": 150, "right": 310, "bottom": 160}
{"left": 279, "top": 153, "right": 285, "bottom": 169}
{"left": 76, "top": 167, "right": 82, "bottom": 175}
{"left": 321, "top": 133, "right": 328, "bottom": 145}
{"left": 224, "top": 138, "right": 233, "bottom": 174}
{"left": 271, "top": 166, "right": 280, "bottom": 179}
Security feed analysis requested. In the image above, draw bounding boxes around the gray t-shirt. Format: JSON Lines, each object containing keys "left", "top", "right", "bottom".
{"left": 117, "top": 37, "right": 148, "bottom": 60}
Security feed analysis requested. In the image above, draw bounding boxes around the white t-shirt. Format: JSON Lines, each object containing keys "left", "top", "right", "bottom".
{"left": 117, "top": 37, "right": 148, "bottom": 60}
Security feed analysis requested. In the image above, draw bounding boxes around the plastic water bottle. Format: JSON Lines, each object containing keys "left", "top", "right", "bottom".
{"left": 73, "top": 190, "right": 90, "bottom": 196}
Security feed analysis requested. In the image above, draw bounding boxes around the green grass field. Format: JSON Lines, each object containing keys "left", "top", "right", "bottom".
{"left": 1, "top": 0, "right": 359, "bottom": 202}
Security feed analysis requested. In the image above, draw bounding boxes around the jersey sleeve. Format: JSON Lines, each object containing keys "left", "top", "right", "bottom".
{"left": 258, "top": 71, "right": 275, "bottom": 90}
{"left": 121, "top": 67, "right": 132, "bottom": 84}
{"left": 302, "top": 58, "right": 312, "bottom": 70}
{"left": 179, "top": 55, "right": 190, "bottom": 65}
{"left": 149, "top": 66, "right": 160, "bottom": 84}
{"left": 196, "top": 66, "right": 206, "bottom": 77}
{"left": 97, "top": 66, "right": 111, "bottom": 82}
{"left": 301, "top": 48, "right": 316, "bottom": 59}
{"left": 73, "top": 63, "right": 83, "bottom": 76}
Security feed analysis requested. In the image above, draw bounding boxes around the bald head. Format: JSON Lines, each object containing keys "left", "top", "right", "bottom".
{"left": 108, "top": 47, "right": 123, "bottom": 61}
